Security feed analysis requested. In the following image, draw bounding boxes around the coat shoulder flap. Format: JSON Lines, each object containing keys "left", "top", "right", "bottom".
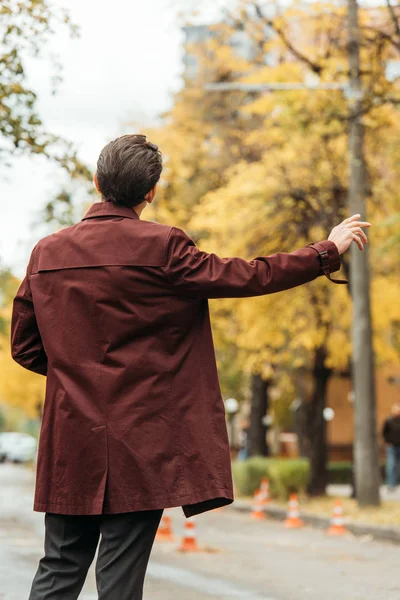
{"left": 34, "top": 220, "right": 172, "bottom": 273}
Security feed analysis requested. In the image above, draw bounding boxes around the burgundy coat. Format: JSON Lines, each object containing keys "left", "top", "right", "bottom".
{"left": 11, "top": 202, "right": 341, "bottom": 517}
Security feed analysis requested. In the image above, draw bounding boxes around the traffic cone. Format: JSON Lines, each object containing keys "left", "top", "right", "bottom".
{"left": 284, "top": 493, "right": 304, "bottom": 529}
{"left": 179, "top": 518, "right": 199, "bottom": 552}
{"left": 327, "top": 500, "right": 349, "bottom": 536}
{"left": 260, "top": 477, "right": 271, "bottom": 505}
{"left": 251, "top": 489, "right": 266, "bottom": 520}
{"left": 156, "top": 511, "right": 174, "bottom": 542}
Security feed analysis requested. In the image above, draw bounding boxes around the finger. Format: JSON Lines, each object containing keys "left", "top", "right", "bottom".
{"left": 353, "top": 234, "right": 364, "bottom": 251}
{"left": 343, "top": 214, "right": 361, "bottom": 224}
{"left": 351, "top": 227, "right": 368, "bottom": 244}
{"left": 352, "top": 233, "right": 364, "bottom": 251}
{"left": 348, "top": 221, "right": 371, "bottom": 229}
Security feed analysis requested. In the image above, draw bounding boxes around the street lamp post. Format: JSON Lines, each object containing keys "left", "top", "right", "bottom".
{"left": 206, "top": 82, "right": 348, "bottom": 92}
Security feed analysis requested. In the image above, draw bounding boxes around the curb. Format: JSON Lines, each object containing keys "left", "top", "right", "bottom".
{"left": 231, "top": 499, "right": 400, "bottom": 545}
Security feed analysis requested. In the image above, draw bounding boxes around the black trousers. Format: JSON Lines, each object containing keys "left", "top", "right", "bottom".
{"left": 29, "top": 510, "right": 163, "bottom": 600}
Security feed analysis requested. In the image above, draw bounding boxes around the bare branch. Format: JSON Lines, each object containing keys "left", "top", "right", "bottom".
{"left": 386, "top": 0, "right": 400, "bottom": 41}
{"left": 251, "top": 1, "right": 323, "bottom": 74}
{"left": 362, "top": 24, "right": 400, "bottom": 52}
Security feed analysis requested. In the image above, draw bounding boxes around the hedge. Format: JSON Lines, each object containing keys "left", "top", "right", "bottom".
{"left": 327, "top": 461, "right": 353, "bottom": 485}
{"left": 232, "top": 459, "right": 385, "bottom": 499}
{"left": 232, "top": 457, "right": 310, "bottom": 501}
{"left": 328, "top": 461, "right": 385, "bottom": 485}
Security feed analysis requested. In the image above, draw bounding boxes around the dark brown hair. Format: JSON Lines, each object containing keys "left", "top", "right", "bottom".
{"left": 96, "top": 134, "right": 163, "bottom": 207}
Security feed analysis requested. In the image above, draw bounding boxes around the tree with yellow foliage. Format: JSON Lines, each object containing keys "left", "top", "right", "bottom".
{"left": 0, "top": 269, "right": 45, "bottom": 421}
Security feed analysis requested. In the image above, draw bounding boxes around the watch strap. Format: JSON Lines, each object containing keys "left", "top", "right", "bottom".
{"left": 307, "top": 243, "right": 348, "bottom": 285}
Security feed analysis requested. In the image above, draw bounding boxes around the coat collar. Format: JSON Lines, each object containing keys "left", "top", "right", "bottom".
{"left": 82, "top": 202, "right": 140, "bottom": 221}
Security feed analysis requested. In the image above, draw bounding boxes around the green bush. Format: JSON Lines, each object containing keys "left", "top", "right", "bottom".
{"left": 232, "top": 456, "right": 270, "bottom": 497}
{"left": 327, "top": 461, "right": 353, "bottom": 485}
{"left": 268, "top": 459, "right": 310, "bottom": 500}
{"left": 327, "top": 461, "right": 386, "bottom": 485}
{"left": 232, "top": 457, "right": 310, "bottom": 501}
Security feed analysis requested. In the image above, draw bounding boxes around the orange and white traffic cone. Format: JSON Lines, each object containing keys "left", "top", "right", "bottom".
{"left": 156, "top": 511, "right": 174, "bottom": 542}
{"left": 260, "top": 477, "right": 271, "bottom": 505}
{"left": 327, "top": 500, "right": 349, "bottom": 536}
{"left": 284, "top": 493, "right": 304, "bottom": 529}
{"left": 251, "top": 489, "right": 266, "bottom": 520}
{"left": 179, "top": 519, "right": 199, "bottom": 552}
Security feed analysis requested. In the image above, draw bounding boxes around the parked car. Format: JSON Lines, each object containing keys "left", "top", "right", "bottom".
{"left": 0, "top": 432, "right": 37, "bottom": 463}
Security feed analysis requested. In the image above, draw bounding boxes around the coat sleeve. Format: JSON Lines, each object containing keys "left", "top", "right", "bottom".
{"left": 10, "top": 246, "right": 48, "bottom": 376}
{"left": 163, "top": 227, "right": 342, "bottom": 299}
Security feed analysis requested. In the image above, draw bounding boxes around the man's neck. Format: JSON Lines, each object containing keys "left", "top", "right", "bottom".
{"left": 133, "top": 200, "right": 147, "bottom": 218}
{"left": 100, "top": 198, "right": 146, "bottom": 218}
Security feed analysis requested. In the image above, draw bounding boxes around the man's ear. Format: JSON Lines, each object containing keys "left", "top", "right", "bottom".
{"left": 94, "top": 172, "right": 101, "bottom": 194}
{"left": 145, "top": 184, "right": 157, "bottom": 204}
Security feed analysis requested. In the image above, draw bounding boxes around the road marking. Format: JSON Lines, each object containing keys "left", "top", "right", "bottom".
{"left": 147, "top": 563, "right": 278, "bottom": 600}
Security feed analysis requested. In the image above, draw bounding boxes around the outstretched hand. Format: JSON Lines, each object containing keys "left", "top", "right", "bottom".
{"left": 328, "top": 214, "right": 371, "bottom": 256}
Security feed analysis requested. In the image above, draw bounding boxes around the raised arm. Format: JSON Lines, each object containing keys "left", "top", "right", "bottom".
{"left": 163, "top": 214, "right": 370, "bottom": 299}
{"left": 163, "top": 227, "right": 340, "bottom": 299}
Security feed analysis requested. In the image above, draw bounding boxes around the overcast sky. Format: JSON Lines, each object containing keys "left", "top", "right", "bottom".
{"left": 1, "top": 0, "right": 224, "bottom": 277}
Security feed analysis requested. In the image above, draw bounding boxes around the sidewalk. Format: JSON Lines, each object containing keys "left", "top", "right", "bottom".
{"left": 231, "top": 488, "right": 400, "bottom": 545}
{"left": 327, "top": 484, "right": 400, "bottom": 501}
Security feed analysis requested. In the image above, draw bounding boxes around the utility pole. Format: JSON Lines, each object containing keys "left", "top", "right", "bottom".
{"left": 205, "top": 0, "right": 381, "bottom": 505}
{"left": 348, "top": 0, "right": 380, "bottom": 506}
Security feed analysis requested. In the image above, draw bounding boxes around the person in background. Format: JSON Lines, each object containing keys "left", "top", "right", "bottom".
{"left": 382, "top": 403, "right": 400, "bottom": 491}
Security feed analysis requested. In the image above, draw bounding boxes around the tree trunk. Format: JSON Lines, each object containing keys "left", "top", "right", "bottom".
{"left": 348, "top": 0, "right": 380, "bottom": 506}
{"left": 307, "top": 346, "right": 332, "bottom": 496}
{"left": 248, "top": 373, "right": 270, "bottom": 456}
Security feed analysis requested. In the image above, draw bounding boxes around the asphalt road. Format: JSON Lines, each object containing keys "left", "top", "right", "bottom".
{"left": 1, "top": 464, "right": 400, "bottom": 600}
